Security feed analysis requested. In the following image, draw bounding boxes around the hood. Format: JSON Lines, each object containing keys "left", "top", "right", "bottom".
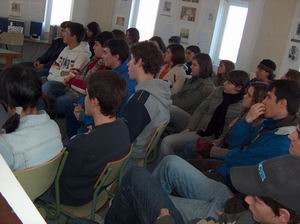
{"left": 68, "top": 41, "right": 91, "bottom": 56}
{"left": 135, "top": 79, "right": 172, "bottom": 108}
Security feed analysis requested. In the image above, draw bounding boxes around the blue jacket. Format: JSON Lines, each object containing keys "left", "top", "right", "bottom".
{"left": 79, "top": 59, "right": 136, "bottom": 125}
{"left": 216, "top": 118, "right": 295, "bottom": 180}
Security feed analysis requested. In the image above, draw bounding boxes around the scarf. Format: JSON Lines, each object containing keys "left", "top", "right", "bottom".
{"left": 197, "top": 91, "right": 244, "bottom": 138}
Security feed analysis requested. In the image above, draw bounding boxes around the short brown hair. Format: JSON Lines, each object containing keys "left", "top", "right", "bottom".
{"left": 131, "top": 41, "right": 163, "bottom": 76}
{"left": 284, "top": 69, "right": 300, "bottom": 86}
{"left": 86, "top": 71, "right": 127, "bottom": 116}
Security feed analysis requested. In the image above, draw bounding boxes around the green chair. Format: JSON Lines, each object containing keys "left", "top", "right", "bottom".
{"left": 54, "top": 149, "right": 131, "bottom": 221}
{"left": 14, "top": 149, "right": 65, "bottom": 201}
{"left": 144, "top": 122, "right": 169, "bottom": 165}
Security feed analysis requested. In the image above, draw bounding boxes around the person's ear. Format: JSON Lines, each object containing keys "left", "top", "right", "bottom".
{"left": 235, "top": 85, "right": 242, "bottom": 92}
{"left": 278, "top": 208, "right": 290, "bottom": 223}
{"left": 136, "top": 58, "right": 143, "bottom": 67}
{"left": 90, "top": 97, "right": 99, "bottom": 107}
{"left": 277, "top": 98, "right": 288, "bottom": 109}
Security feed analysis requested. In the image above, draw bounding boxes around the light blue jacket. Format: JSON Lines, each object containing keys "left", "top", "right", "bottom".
{"left": 0, "top": 111, "right": 63, "bottom": 170}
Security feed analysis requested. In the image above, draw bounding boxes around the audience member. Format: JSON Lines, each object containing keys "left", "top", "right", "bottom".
{"left": 126, "top": 27, "right": 140, "bottom": 46}
{"left": 252, "top": 59, "right": 276, "bottom": 84}
{"left": 0, "top": 65, "right": 62, "bottom": 170}
{"left": 85, "top": 21, "right": 101, "bottom": 56}
{"left": 20, "top": 21, "right": 69, "bottom": 77}
{"left": 213, "top": 60, "right": 235, "bottom": 86}
{"left": 56, "top": 31, "right": 114, "bottom": 138}
{"left": 160, "top": 70, "right": 249, "bottom": 159}
{"left": 59, "top": 71, "right": 130, "bottom": 206}
{"left": 150, "top": 36, "right": 167, "bottom": 53}
{"left": 112, "top": 29, "right": 126, "bottom": 41}
{"left": 123, "top": 41, "right": 171, "bottom": 167}
{"left": 186, "top": 81, "right": 268, "bottom": 160}
{"left": 42, "top": 22, "right": 91, "bottom": 99}
{"left": 184, "top": 45, "right": 200, "bottom": 75}
{"left": 170, "top": 53, "right": 214, "bottom": 132}
{"left": 281, "top": 68, "right": 300, "bottom": 86}
{"left": 106, "top": 121, "right": 300, "bottom": 223}
{"left": 158, "top": 44, "right": 187, "bottom": 95}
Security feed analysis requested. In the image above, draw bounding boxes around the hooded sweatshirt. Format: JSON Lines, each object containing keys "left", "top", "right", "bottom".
{"left": 47, "top": 42, "right": 91, "bottom": 83}
{"left": 124, "top": 79, "right": 172, "bottom": 159}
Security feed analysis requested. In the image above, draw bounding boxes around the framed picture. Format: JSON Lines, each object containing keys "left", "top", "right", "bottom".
{"left": 115, "top": 16, "right": 125, "bottom": 26}
{"left": 9, "top": 0, "right": 22, "bottom": 17}
{"left": 180, "top": 6, "right": 196, "bottom": 22}
{"left": 180, "top": 28, "right": 189, "bottom": 39}
{"left": 160, "top": 0, "right": 172, "bottom": 17}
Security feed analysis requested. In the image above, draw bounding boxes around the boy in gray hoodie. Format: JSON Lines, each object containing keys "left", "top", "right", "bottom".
{"left": 124, "top": 41, "right": 172, "bottom": 164}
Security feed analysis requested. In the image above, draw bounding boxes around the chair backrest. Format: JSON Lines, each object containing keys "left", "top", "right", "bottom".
{"left": 0, "top": 32, "right": 24, "bottom": 46}
{"left": 145, "top": 122, "right": 169, "bottom": 163}
{"left": 94, "top": 149, "right": 131, "bottom": 189}
{"left": 14, "top": 149, "right": 65, "bottom": 201}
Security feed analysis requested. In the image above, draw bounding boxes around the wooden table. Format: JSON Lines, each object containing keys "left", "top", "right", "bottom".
{"left": 0, "top": 48, "right": 22, "bottom": 66}
{"left": 0, "top": 154, "right": 46, "bottom": 223}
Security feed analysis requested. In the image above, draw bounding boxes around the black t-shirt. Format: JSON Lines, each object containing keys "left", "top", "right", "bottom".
{"left": 59, "top": 119, "right": 130, "bottom": 206}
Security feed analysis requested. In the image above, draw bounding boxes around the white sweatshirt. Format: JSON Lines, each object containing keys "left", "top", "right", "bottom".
{"left": 47, "top": 41, "right": 91, "bottom": 83}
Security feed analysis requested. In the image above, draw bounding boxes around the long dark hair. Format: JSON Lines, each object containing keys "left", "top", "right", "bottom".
{"left": 167, "top": 44, "right": 185, "bottom": 67}
{"left": 0, "top": 65, "right": 42, "bottom": 133}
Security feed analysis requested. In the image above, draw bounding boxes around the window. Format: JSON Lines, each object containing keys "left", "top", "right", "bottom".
{"left": 128, "top": 0, "right": 160, "bottom": 40}
{"left": 50, "top": 0, "right": 73, "bottom": 25}
{"left": 210, "top": 0, "right": 248, "bottom": 64}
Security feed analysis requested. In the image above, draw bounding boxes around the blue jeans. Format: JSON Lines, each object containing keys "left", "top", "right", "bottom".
{"left": 56, "top": 94, "right": 81, "bottom": 138}
{"left": 42, "top": 80, "right": 66, "bottom": 99}
{"left": 105, "top": 167, "right": 184, "bottom": 224}
{"left": 153, "top": 155, "right": 231, "bottom": 222}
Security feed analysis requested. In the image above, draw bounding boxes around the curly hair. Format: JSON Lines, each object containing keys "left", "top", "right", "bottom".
{"left": 130, "top": 41, "right": 163, "bottom": 76}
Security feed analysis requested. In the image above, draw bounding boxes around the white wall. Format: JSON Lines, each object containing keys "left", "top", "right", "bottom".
{"left": 279, "top": 0, "right": 300, "bottom": 76}
{"left": 71, "top": 0, "right": 91, "bottom": 26}
{"left": 88, "top": 0, "right": 117, "bottom": 31}
{"left": 153, "top": 0, "right": 219, "bottom": 52}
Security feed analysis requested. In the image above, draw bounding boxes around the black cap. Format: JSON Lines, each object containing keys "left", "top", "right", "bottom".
{"left": 230, "top": 155, "right": 300, "bottom": 211}
{"left": 258, "top": 59, "right": 277, "bottom": 72}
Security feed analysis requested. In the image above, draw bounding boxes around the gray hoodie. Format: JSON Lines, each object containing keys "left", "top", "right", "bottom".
{"left": 124, "top": 79, "right": 172, "bottom": 159}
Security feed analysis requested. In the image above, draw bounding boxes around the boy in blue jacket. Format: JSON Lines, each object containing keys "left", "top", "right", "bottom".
{"left": 152, "top": 79, "right": 300, "bottom": 222}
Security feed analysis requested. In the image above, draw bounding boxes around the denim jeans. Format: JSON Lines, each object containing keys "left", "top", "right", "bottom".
{"left": 56, "top": 94, "right": 81, "bottom": 138}
{"left": 153, "top": 155, "right": 231, "bottom": 222}
{"left": 105, "top": 167, "right": 184, "bottom": 224}
{"left": 42, "top": 80, "right": 66, "bottom": 99}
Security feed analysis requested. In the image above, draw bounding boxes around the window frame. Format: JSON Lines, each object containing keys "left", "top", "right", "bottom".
{"left": 210, "top": 0, "right": 249, "bottom": 66}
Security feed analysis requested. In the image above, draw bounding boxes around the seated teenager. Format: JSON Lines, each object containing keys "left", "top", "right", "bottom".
{"left": 213, "top": 60, "right": 235, "bottom": 86}
{"left": 182, "top": 81, "right": 268, "bottom": 161}
{"left": 281, "top": 68, "right": 300, "bottom": 86}
{"left": 170, "top": 53, "right": 215, "bottom": 131}
{"left": 42, "top": 22, "right": 91, "bottom": 99}
{"left": 123, "top": 41, "right": 171, "bottom": 167}
{"left": 159, "top": 70, "right": 249, "bottom": 159}
{"left": 153, "top": 80, "right": 299, "bottom": 221}
{"left": 67, "top": 39, "right": 137, "bottom": 138}
{"left": 126, "top": 27, "right": 140, "bottom": 46}
{"left": 251, "top": 59, "right": 276, "bottom": 84}
{"left": 59, "top": 71, "right": 130, "bottom": 206}
{"left": 157, "top": 44, "right": 187, "bottom": 95}
{"left": 20, "top": 21, "right": 69, "bottom": 77}
{"left": 84, "top": 21, "right": 101, "bottom": 57}
{"left": 0, "top": 65, "right": 62, "bottom": 170}
{"left": 55, "top": 31, "right": 114, "bottom": 138}
{"left": 184, "top": 45, "right": 200, "bottom": 75}
{"left": 105, "top": 122, "right": 300, "bottom": 224}
{"left": 150, "top": 36, "right": 166, "bottom": 53}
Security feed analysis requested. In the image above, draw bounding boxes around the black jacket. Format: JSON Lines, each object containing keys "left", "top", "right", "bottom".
{"left": 37, "top": 38, "right": 66, "bottom": 69}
